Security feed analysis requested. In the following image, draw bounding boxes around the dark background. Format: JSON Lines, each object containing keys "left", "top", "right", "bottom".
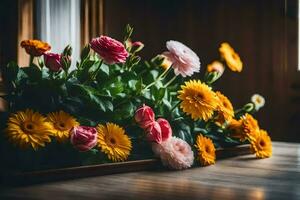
{"left": 0, "top": 0, "right": 299, "bottom": 142}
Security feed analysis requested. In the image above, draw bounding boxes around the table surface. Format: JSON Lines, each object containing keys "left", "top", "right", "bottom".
{"left": 1, "top": 142, "right": 299, "bottom": 200}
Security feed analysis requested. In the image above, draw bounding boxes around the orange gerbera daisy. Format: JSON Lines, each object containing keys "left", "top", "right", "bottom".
{"left": 21, "top": 39, "right": 51, "bottom": 56}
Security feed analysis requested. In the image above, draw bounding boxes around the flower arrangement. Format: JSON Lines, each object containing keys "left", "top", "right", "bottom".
{"left": 0, "top": 25, "right": 272, "bottom": 171}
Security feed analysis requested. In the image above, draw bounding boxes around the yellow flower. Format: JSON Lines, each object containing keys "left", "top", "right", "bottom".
{"left": 228, "top": 114, "right": 260, "bottom": 141}
{"left": 215, "top": 91, "right": 234, "bottom": 125}
{"left": 47, "top": 111, "right": 79, "bottom": 142}
{"left": 20, "top": 39, "right": 51, "bottom": 56}
{"left": 219, "top": 42, "right": 243, "bottom": 72}
{"left": 207, "top": 61, "right": 225, "bottom": 75}
{"left": 6, "top": 109, "right": 53, "bottom": 150}
{"left": 250, "top": 129, "right": 272, "bottom": 158}
{"left": 97, "top": 123, "right": 132, "bottom": 162}
{"left": 242, "top": 113, "right": 260, "bottom": 140}
{"left": 178, "top": 80, "right": 219, "bottom": 121}
{"left": 159, "top": 54, "right": 172, "bottom": 70}
{"left": 195, "top": 134, "right": 216, "bottom": 166}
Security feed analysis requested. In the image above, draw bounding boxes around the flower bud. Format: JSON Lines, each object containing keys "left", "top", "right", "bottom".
{"left": 135, "top": 104, "right": 155, "bottom": 129}
{"left": 44, "top": 52, "right": 63, "bottom": 72}
{"left": 157, "top": 118, "right": 172, "bottom": 141}
{"left": 146, "top": 121, "right": 162, "bottom": 144}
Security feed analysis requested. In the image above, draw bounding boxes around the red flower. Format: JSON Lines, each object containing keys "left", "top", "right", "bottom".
{"left": 90, "top": 36, "right": 129, "bottom": 64}
{"left": 135, "top": 104, "right": 155, "bottom": 129}
{"left": 70, "top": 126, "right": 98, "bottom": 152}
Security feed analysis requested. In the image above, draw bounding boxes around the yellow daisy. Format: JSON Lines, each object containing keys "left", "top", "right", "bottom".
{"left": 242, "top": 113, "right": 260, "bottom": 140}
{"left": 97, "top": 123, "right": 132, "bottom": 162}
{"left": 195, "top": 134, "right": 216, "bottom": 166}
{"left": 6, "top": 109, "right": 53, "bottom": 150}
{"left": 215, "top": 91, "right": 234, "bottom": 125}
{"left": 178, "top": 80, "right": 219, "bottom": 121}
{"left": 219, "top": 42, "right": 243, "bottom": 72}
{"left": 47, "top": 111, "right": 79, "bottom": 142}
{"left": 228, "top": 114, "right": 260, "bottom": 141}
{"left": 250, "top": 129, "right": 272, "bottom": 158}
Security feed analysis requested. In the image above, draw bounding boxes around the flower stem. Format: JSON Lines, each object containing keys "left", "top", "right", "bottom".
{"left": 144, "top": 66, "right": 172, "bottom": 91}
{"left": 170, "top": 100, "right": 181, "bottom": 113}
{"left": 29, "top": 55, "right": 34, "bottom": 66}
{"left": 92, "top": 59, "right": 104, "bottom": 80}
{"left": 164, "top": 75, "right": 177, "bottom": 88}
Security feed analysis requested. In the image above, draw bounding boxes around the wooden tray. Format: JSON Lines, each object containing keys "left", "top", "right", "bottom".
{"left": 1, "top": 145, "right": 251, "bottom": 186}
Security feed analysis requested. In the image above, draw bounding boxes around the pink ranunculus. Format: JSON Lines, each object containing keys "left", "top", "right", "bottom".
{"left": 157, "top": 118, "right": 172, "bottom": 141}
{"left": 90, "top": 36, "right": 129, "bottom": 64}
{"left": 152, "top": 136, "right": 194, "bottom": 170}
{"left": 70, "top": 126, "right": 98, "bottom": 152}
{"left": 163, "top": 40, "right": 200, "bottom": 77}
{"left": 44, "top": 52, "right": 63, "bottom": 72}
{"left": 146, "top": 121, "right": 162, "bottom": 144}
{"left": 134, "top": 104, "right": 155, "bottom": 129}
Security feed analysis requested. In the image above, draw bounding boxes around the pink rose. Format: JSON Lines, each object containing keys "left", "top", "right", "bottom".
{"left": 152, "top": 136, "right": 194, "bottom": 170}
{"left": 135, "top": 104, "right": 155, "bottom": 129}
{"left": 44, "top": 52, "right": 63, "bottom": 72}
{"left": 70, "top": 126, "right": 98, "bottom": 152}
{"left": 146, "top": 121, "right": 162, "bottom": 144}
{"left": 157, "top": 118, "right": 172, "bottom": 141}
{"left": 163, "top": 40, "right": 200, "bottom": 77}
{"left": 90, "top": 36, "right": 129, "bottom": 64}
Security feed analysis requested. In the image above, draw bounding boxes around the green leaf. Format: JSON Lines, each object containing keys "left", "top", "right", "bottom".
{"left": 80, "top": 44, "right": 90, "bottom": 61}
{"left": 21, "top": 64, "right": 42, "bottom": 81}
{"left": 4, "top": 61, "right": 19, "bottom": 82}
{"left": 100, "top": 63, "right": 109, "bottom": 76}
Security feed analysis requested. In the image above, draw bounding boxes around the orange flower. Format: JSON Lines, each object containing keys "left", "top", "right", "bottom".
{"left": 228, "top": 114, "right": 260, "bottom": 142}
{"left": 20, "top": 39, "right": 51, "bottom": 56}
{"left": 215, "top": 91, "right": 234, "bottom": 126}
{"left": 219, "top": 43, "right": 243, "bottom": 72}
{"left": 250, "top": 129, "right": 272, "bottom": 158}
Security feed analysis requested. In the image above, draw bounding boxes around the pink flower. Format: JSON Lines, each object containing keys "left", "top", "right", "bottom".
{"left": 70, "top": 126, "right": 98, "bottom": 152}
{"left": 163, "top": 40, "right": 200, "bottom": 77}
{"left": 152, "top": 137, "right": 194, "bottom": 170}
{"left": 146, "top": 121, "right": 162, "bottom": 144}
{"left": 44, "top": 52, "right": 62, "bottom": 72}
{"left": 90, "top": 36, "right": 129, "bottom": 64}
{"left": 135, "top": 104, "right": 155, "bottom": 129}
{"left": 157, "top": 118, "right": 172, "bottom": 141}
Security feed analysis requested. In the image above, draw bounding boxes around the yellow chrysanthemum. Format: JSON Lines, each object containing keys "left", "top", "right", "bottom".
{"left": 195, "top": 134, "right": 216, "bottom": 166}
{"left": 228, "top": 114, "right": 260, "bottom": 141}
{"left": 219, "top": 42, "right": 243, "bottom": 72}
{"left": 178, "top": 80, "right": 219, "bottom": 121}
{"left": 97, "top": 123, "right": 132, "bottom": 162}
{"left": 6, "top": 109, "right": 53, "bottom": 150}
{"left": 242, "top": 113, "right": 260, "bottom": 140}
{"left": 250, "top": 129, "right": 272, "bottom": 158}
{"left": 47, "top": 111, "right": 79, "bottom": 142}
{"left": 20, "top": 39, "right": 51, "bottom": 56}
{"left": 215, "top": 91, "right": 234, "bottom": 125}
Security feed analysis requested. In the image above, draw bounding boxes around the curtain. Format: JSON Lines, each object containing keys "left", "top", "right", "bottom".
{"left": 35, "top": 0, "right": 81, "bottom": 67}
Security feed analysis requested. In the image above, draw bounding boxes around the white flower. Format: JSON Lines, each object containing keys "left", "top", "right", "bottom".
{"left": 152, "top": 136, "right": 194, "bottom": 170}
{"left": 163, "top": 40, "right": 200, "bottom": 77}
{"left": 251, "top": 94, "right": 265, "bottom": 110}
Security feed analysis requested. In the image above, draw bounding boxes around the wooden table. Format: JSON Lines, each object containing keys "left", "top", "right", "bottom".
{"left": 1, "top": 142, "right": 299, "bottom": 200}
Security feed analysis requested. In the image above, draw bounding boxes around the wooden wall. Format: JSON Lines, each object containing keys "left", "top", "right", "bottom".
{"left": 0, "top": 0, "right": 298, "bottom": 142}
{"left": 104, "top": 0, "right": 299, "bottom": 142}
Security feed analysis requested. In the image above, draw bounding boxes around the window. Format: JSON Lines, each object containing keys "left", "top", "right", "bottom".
{"left": 36, "top": 0, "right": 81, "bottom": 68}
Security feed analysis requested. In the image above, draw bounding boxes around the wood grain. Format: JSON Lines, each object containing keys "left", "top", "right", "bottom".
{"left": 1, "top": 142, "right": 299, "bottom": 200}
{"left": 0, "top": 145, "right": 251, "bottom": 186}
